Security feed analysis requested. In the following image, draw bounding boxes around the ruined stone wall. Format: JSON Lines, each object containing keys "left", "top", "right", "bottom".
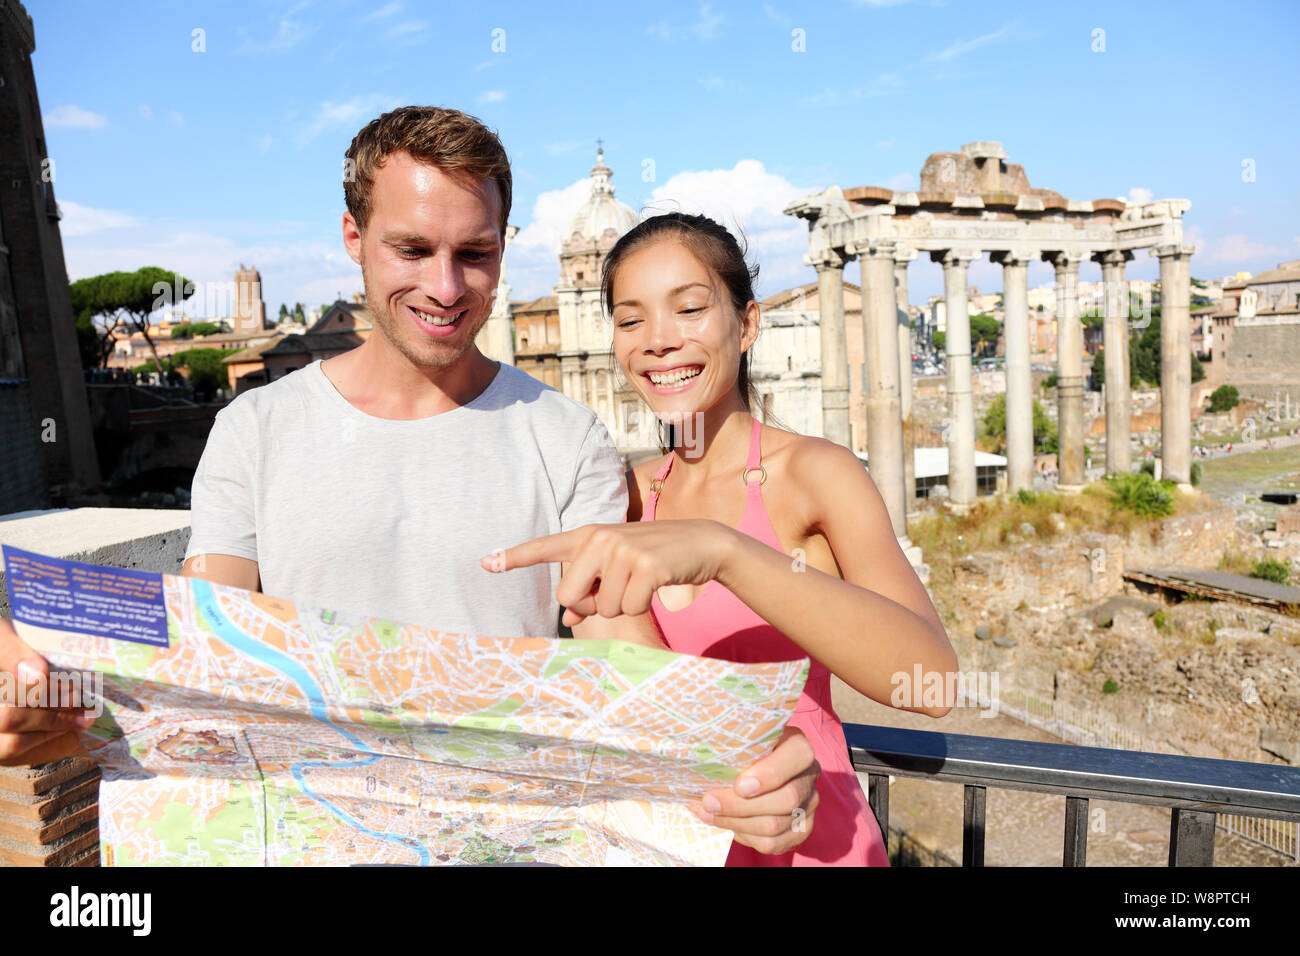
{"left": 1226, "top": 322, "right": 1300, "bottom": 400}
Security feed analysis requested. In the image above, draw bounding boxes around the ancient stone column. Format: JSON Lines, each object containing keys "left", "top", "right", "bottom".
{"left": 860, "top": 240, "right": 907, "bottom": 540}
{"left": 1097, "top": 249, "right": 1134, "bottom": 475}
{"left": 932, "top": 249, "right": 979, "bottom": 512}
{"left": 994, "top": 250, "right": 1034, "bottom": 493}
{"left": 1154, "top": 243, "right": 1196, "bottom": 487}
{"left": 814, "top": 250, "right": 852, "bottom": 449}
{"left": 1048, "top": 252, "right": 1086, "bottom": 491}
{"left": 894, "top": 247, "right": 919, "bottom": 515}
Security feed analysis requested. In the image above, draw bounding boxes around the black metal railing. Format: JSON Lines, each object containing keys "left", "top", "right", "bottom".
{"left": 845, "top": 723, "right": 1300, "bottom": 866}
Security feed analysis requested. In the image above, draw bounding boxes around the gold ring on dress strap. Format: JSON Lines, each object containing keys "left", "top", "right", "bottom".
{"left": 741, "top": 465, "right": 767, "bottom": 485}
{"left": 650, "top": 478, "right": 665, "bottom": 492}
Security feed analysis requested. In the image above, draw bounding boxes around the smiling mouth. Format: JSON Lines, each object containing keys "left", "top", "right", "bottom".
{"left": 409, "top": 305, "right": 466, "bottom": 327}
{"left": 644, "top": 365, "right": 703, "bottom": 387}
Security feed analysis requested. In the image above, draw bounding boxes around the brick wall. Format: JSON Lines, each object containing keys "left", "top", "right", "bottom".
{"left": 0, "top": 757, "right": 100, "bottom": 866}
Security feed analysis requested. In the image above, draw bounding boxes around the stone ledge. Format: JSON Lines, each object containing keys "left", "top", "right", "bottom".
{"left": 0, "top": 507, "right": 191, "bottom": 616}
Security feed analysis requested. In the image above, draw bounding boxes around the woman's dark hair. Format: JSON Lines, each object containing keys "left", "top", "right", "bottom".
{"left": 601, "top": 212, "right": 767, "bottom": 431}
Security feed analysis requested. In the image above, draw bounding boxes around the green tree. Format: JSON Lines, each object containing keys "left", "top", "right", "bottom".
{"left": 278, "top": 303, "right": 289, "bottom": 322}
{"left": 982, "top": 393, "right": 1058, "bottom": 455}
{"left": 932, "top": 330, "right": 946, "bottom": 350}
{"left": 1089, "top": 344, "right": 1141, "bottom": 392}
{"left": 1207, "top": 384, "right": 1239, "bottom": 412}
{"left": 1116, "top": 312, "right": 1206, "bottom": 388}
{"left": 169, "top": 321, "right": 221, "bottom": 339}
{"left": 970, "top": 313, "right": 1001, "bottom": 357}
{"left": 70, "top": 267, "right": 195, "bottom": 374}
{"left": 174, "top": 347, "right": 228, "bottom": 402}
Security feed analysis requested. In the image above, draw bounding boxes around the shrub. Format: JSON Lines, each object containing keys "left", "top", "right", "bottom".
{"left": 1102, "top": 678, "right": 1119, "bottom": 694}
{"left": 1153, "top": 610, "right": 1167, "bottom": 629}
{"left": 1017, "top": 489, "right": 1037, "bottom": 504}
{"left": 1251, "top": 557, "right": 1291, "bottom": 585}
{"left": 1207, "top": 384, "right": 1239, "bottom": 413}
{"left": 1190, "top": 461, "right": 1201, "bottom": 486}
{"left": 1105, "top": 472, "right": 1175, "bottom": 517}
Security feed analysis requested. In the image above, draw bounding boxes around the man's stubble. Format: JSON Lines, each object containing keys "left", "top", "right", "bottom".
{"left": 359, "top": 245, "right": 492, "bottom": 372}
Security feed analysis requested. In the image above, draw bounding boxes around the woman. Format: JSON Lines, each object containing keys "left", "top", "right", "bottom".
{"left": 489, "top": 212, "right": 958, "bottom": 866}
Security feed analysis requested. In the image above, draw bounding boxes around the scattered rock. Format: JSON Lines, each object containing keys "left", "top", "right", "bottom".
{"left": 1020, "top": 522, "right": 1036, "bottom": 537}
{"left": 1048, "top": 513, "right": 1068, "bottom": 533}
{"left": 993, "top": 635, "right": 1018, "bottom": 648}
{"left": 975, "top": 624, "right": 992, "bottom": 640}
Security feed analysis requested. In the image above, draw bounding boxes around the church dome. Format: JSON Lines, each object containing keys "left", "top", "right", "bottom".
{"left": 567, "top": 148, "right": 639, "bottom": 242}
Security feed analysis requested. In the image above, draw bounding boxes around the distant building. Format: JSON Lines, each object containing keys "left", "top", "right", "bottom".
{"left": 229, "top": 299, "right": 373, "bottom": 392}
{"left": 755, "top": 280, "right": 878, "bottom": 452}
{"left": 1201, "top": 260, "right": 1300, "bottom": 400}
{"left": 858, "top": 447, "right": 1007, "bottom": 499}
{"left": 232, "top": 263, "right": 268, "bottom": 332}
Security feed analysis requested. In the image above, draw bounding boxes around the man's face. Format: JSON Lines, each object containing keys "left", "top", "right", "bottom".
{"left": 343, "top": 151, "right": 503, "bottom": 370}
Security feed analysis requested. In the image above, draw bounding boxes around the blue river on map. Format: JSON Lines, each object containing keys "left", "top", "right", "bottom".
{"left": 191, "top": 580, "right": 432, "bottom": 864}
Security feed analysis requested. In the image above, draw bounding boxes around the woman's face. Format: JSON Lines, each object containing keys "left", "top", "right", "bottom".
{"left": 610, "top": 238, "right": 757, "bottom": 422}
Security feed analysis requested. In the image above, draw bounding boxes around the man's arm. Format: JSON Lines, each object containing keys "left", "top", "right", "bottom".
{"left": 180, "top": 554, "right": 261, "bottom": 591}
{"left": 183, "top": 401, "right": 261, "bottom": 591}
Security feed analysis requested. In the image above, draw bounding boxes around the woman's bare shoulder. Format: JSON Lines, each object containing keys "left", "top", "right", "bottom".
{"left": 624, "top": 454, "right": 669, "bottom": 522}
{"left": 760, "top": 426, "right": 852, "bottom": 475}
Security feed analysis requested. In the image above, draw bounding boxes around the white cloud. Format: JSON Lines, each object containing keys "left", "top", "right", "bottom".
{"left": 44, "top": 105, "right": 107, "bottom": 130}
{"left": 56, "top": 199, "right": 140, "bottom": 237}
{"left": 387, "top": 20, "right": 428, "bottom": 44}
{"left": 1119, "top": 186, "right": 1154, "bottom": 204}
{"left": 256, "top": 133, "right": 273, "bottom": 153}
{"left": 886, "top": 172, "right": 915, "bottom": 191}
{"left": 238, "top": 0, "right": 315, "bottom": 54}
{"left": 363, "top": 1, "right": 403, "bottom": 21}
{"left": 854, "top": 72, "right": 903, "bottom": 98}
{"left": 647, "top": 2, "right": 726, "bottom": 41}
{"left": 692, "top": 2, "right": 725, "bottom": 39}
{"left": 504, "top": 178, "right": 593, "bottom": 299}
{"left": 169, "top": 110, "right": 184, "bottom": 125}
{"left": 646, "top": 160, "right": 815, "bottom": 294}
{"left": 477, "top": 90, "right": 507, "bottom": 104}
{"left": 291, "top": 93, "right": 403, "bottom": 147}
{"left": 801, "top": 88, "right": 839, "bottom": 107}
{"left": 138, "top": 104, "right": 152, "bottom": 119}
{"left": 876, "top": 138, "right": 895, "bottom": 149}
{"left": 697, "top": 74, "right": 742, "bottom": 92}
{"left": 1184, "top": 225, "right": 1294, "bottom": 266}
{"left": 762, "top": 4, "right": 789, "bottom": 24}
{"left": 924, "top": 22, "right": 1013, "bottom": 63}
{"left": 545, "top": 141, "right": 583, "bottom": 155}
{"left": 60, "top": 205, "right": 358, "bottom": 319}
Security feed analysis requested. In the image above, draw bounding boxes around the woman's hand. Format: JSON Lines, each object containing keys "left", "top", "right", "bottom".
{"left": 481, "top": 519, "right": 737, "bottom": 627}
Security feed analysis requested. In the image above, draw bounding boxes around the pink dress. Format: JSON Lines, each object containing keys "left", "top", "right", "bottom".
{"left": 642, "top": 417, "right": 890, "bottom": 867}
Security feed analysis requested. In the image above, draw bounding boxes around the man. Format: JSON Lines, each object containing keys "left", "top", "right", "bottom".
{"left": 0, "top": 106, "right": 818, "bottom": 855}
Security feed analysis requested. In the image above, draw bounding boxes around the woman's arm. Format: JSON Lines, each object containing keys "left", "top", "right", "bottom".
{"left": 712, "top": 439, "right": 958, "bottom": 716}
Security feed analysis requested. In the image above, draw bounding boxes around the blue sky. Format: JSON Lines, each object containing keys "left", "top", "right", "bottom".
{"left": 29, "top": 0, "right": 1300, "bottom": 318}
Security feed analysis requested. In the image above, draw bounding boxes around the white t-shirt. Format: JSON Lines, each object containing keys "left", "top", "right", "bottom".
{"left": 185, "top": 359, "right": 627, "bottom": 637}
